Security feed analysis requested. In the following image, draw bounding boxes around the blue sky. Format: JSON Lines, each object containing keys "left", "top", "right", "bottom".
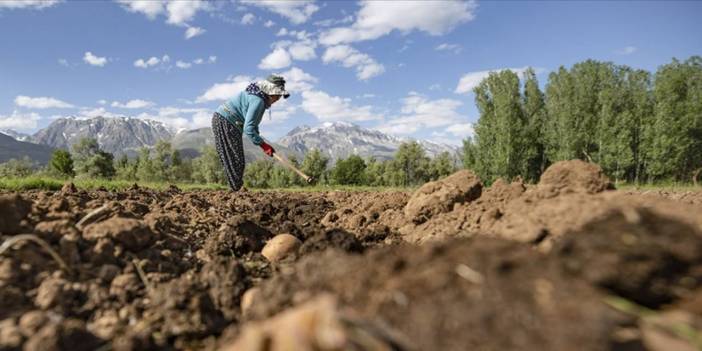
{"left": 1, "top": 0, "right": 700, "bottom": 145}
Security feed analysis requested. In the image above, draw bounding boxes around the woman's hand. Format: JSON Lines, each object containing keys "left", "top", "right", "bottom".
{"left": 260, "top": 141, "right": 275, "bottom": 157}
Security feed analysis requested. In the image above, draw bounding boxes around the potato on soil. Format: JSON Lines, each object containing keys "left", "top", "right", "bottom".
{"left": 262, "top": 234, "right": 302, "bottom": 263}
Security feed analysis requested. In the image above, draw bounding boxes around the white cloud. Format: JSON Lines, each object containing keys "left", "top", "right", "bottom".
{"left": 0, "top": 0, "right": 60, "bottom": 10}
{"left": 116, "top": 0, "right": 210, "bottom": 39}
{"left": 261, "top": 99, "right": 296, "bottom": 126}
{"left": 83, "top": 51, "right": 108, "bottom": 67}
{"left": 374, "top": 92, "right": 466, "bottom": 136}
{"left": 58, "top": 58, "right": 69, "bottom": 66}
{"left": 435, "top": 43, "right": 462, "bottom": 54}
{"left": 115, "top": 0, "right": 164, "bottom": 19}
{"left": 0, "top": 111, "right": 41, "bottom": 131}
{"left": 110, "top": 99, "right": 155, "bottom": 109}
{"left": 276, "top": 28, "right": 288, "bottom": 36}
{"left": 240, "top": 0, "right": 319, "bottom": 25}
{"left": 185, "top": 26, "right": 206, "bottom": 39}
{"left": 136, "top": 106, "right": 210, "bottom": 130}
{"left": 241, "top": 13, "right": 255, "bottom": 25}
{"left": 79, "top": 107, "right": 120, "bottom": 118}
{"left": 322, "top": 45, "right": 385, "bottom": 80}
{"left": 445, "top": 123, "right": 474, "bottom": 138}
{"left": 196, "top": 75, "right": 254, "bottom": 103}
{"left": 314, "top": 15, "right": 353, "bottom": 27}
{"left": 258, "top": 47, "right": 292, "bottom": 70}
{"left": 165, "top": 0, "right": 208, "bottom": 25}
{"left": 15, "top": 95, "right": 74, "bottom": 109}
{"left": 134, "top": 56, "right": 161, "bottom": 68}
{"left": 176, "top": 60, "right": 192, "bottom": 69}
{"left": 429, "top": 84, "right": 441, "bottom": 91}
{"left": 616, "top": 46, "right": 637, "bottom": 55}
{"left": 193, "top": 58, "right": 204, "bottom": 65}
{"left": 209, "top": 56, "right": 217, "bottom": 63}
{"left": 279, "top": 67, "right": 318, "bottom": 92}
{"left": 97, "top": 99, "right": 107, "bottom": 105}
{"left": 301, "top": 90, "right": 380, "bottom": 122}
{"left": 264, "top": 20, "right": 275, "bottom": 28}
{"left": 319, "top": 0, "right": 476, "bottom": 46}
{"left": 288, "top": 41, "right": 316, "bottom": 61}
{"left": 454, "top": 66, "right": 543, "bottom": 94}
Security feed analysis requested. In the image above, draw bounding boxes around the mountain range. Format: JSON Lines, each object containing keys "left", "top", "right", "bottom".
{"left": 0, "top": 116, "right": 459, "bottom": 164}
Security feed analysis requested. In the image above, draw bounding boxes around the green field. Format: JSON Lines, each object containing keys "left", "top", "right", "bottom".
{"left": 0, "top": 176, "right": 413, "bottom": 192}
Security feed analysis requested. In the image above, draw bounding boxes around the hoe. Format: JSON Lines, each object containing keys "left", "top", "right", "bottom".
{"left": 272, "top": 152, "right": 315, "bottom": 184}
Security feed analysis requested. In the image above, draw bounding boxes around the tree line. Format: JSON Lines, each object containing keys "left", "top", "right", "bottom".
{"left": 464, "top": 56, "right": 702, "bottom": 184}
{"left": 0, "top": 138, "right": 459, "bottom": 188}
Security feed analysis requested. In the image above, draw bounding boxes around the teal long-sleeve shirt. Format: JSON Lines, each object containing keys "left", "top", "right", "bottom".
{"left": 215, "top": 92, "right": 266, "bottom": 145}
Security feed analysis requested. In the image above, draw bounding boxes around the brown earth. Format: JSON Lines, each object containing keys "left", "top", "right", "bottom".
{"left": 1, "top": 160, "right": 701, "bottom": 350}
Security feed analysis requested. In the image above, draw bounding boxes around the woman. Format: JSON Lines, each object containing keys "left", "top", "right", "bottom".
{"left": 211, "top": 74, "right": 289, "bottom": 191}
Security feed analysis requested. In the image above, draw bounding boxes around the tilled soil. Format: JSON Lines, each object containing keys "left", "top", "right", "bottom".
{"left": 1, "top": 160, "right": 701, "bottom": 351}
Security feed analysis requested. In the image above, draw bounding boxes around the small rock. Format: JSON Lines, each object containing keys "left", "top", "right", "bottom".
{"left": 0, "top": 318, "right": 23, "bottom": 349}
{"left": 0, "top": 194, "right": 32, "bottom": 234}
{"left": 83, "top": 217, "right": 154, "bottom": 251}
{"left": 262, "top": 234, "right": 302, "bottom": 263}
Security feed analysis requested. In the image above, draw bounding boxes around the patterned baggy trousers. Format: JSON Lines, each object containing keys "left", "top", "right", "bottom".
{"left": 212, "top": 113, "right": 245, "bottom": 191}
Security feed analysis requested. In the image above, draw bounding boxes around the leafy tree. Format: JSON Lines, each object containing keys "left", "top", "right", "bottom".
{"left": 645, "top": 56, "right": 702, "bottom": 181}
{"left": 393, "top": 141, "right": 430, "bottom": 185}
{"left": 49, "top": 149, "right": 74, "bottom": 178}
{"left": 462, "top": 138, "right": 478, "bottom": 171}
{"left": 472, "top": 70, "right": 528, "bottom": 182}
{"left": 244, "top": 160, "right": 274, "bottom": 188}
{"left": 72, "top": 138, "right": 115, "bottom": 179}
{"left": 522, "top": 68, "right": 548, "bottom": 181}
{"left": 301, "top": 149, "right": 329, "bottom": 185}
{"left": 428, "top": 152, "right": 456, "bottom": 180}
{"left": 363, "top": 157, "right": 385, "bottom": 186}
{"left": 0, "top": 157, "right": 34, "bottom": 178}
{"left": 331, "top": 155, "right": 366, "bottom": 185}
{"left": 191, "top": 146, "right": 225, "bottom": 184}
{"left": 136, "top": 147, "right": 156, "bottom": 182}
{"left": 115, "top": 154, "right": 137, "bottom": 181}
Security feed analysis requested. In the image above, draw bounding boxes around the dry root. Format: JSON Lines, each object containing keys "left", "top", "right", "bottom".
{"left": 0, "top": 234, "right": 72, "bottom": 275}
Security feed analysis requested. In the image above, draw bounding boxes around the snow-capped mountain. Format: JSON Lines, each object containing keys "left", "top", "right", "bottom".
{"left": 277, "top": 121, "right": 459, "bottom": 162}
{"left": 0, "top": 129, "right": 31, "bottom": 142}
{"left": 31, "top": 116, "right": 173, "bottom": 155}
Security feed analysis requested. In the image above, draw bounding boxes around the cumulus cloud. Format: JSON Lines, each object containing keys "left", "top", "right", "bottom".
{"left": 240, "top": 0, "right": 319, "bottom": 25}
{"left": 279, "top": 67, "right": 318, "bottom": 92}
{"left": 134, "top": 55, "right": 165, "bottom": 68}
{"left": 79, "top": 107, "right": 120, "bottom": 118}
{"left": 110, "top": 99, "right": 155, "bottom": 109}
{"left": 322, "top": 45, "right": 385, "bottom": 80}
{"left": 319, "top": 0, "right": 476, "bottom": 46}
{"left": 136, "top": 106, "right": 211, "bottom": 130}
{"left": 196, "top": 75, "right": 254, "bottom": 103}
{"left": 0, "top": 111, "right": 41, "bottom": 131}
{"left": 114, "top": 0, "right": 164, "bottom": 19}
{"left": 301, "top": 90, "right": 380, "bottom": 122}
{"left": 258, "top": 47, "right": 293, "bottom": 70}
{"left": 454, "top": 66, "right": 544, "bottom": 94}
{"left": 15, "top": 95, "right": 74, "bottom": 109}
{"left": 264, "top": 20, "right": 275, "bottom": 28}
{"left": 185, "top": 26, "right": 206, "bottom": 39}
{"left": 83, "top": 51, "right": 108, "bottom": 67}
{"left": 116, "top": 0, "right": 210, "bottom": 39}
{"left": 445, "top": 123, "right": 474, "bottom": 138}
{"left": 241, "top": 13, "right": 255, "bottom": 25}
{"left": 374, "top": 92, "right": 466, "bottom": 135}
{"left": 0, "top": 0, "right": 60, "bottom": 10}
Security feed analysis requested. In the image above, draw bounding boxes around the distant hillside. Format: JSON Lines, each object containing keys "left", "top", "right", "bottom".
{"left": 172, "top": 127, "right": 301, "bottom": 163}
{"left": 278, "top": 121, "right": 459, "bottom": 162}
{"left": 0, "top": 132, "right": 54, "bottom": 164}
{"left": 31, "top": 116, "right": 173, "bottom": 155}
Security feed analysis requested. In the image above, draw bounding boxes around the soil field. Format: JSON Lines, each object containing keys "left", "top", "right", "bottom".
{"left": 1, "top": 160, "right": 701, "bottom": 351}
